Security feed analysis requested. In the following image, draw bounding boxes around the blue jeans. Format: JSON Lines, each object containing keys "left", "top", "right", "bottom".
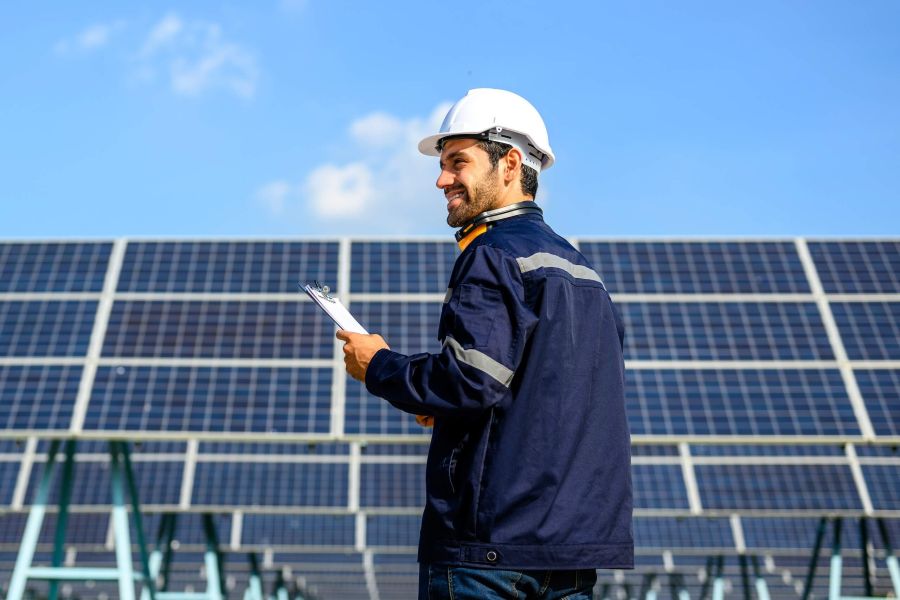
{"left": 419, "top": 564, "right": 597, "bottom": 599}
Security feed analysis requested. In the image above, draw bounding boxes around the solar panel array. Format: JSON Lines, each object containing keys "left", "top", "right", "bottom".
{"left": 1, "top": 238, "right": 898, "bottom": 599}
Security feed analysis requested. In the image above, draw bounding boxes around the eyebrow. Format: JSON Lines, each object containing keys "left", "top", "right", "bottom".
{"left": 439, "top": 150, "right": 465, "bottom": 170}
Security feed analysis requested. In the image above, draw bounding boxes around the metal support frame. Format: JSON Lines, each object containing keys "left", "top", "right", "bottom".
{"left": 6, "top": 440, "right": 152, "bottom": 600}
{"left": 711, "top": 556, "right": 725, "bottom": 600}
{"left": 751, "top": 555, "right": 771, "bottom": 600}
{"left": 802, "top": 516, "right": 900, "bottom": 600}
{"left": 141, "top": 513, "right": 226, "bottom": 600}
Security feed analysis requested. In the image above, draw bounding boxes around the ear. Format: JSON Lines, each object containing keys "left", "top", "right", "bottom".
{"left": 503, "top": 148, "right": 522, "bottom": 184}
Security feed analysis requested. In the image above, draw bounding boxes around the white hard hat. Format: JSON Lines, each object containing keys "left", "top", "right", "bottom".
{"left": 418, "top": 88, "right": 555, "bottom": 172}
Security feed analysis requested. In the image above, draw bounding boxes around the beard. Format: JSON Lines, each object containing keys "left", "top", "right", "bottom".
{"left": 445, "top": 168, "right": 500, "bottom": 228}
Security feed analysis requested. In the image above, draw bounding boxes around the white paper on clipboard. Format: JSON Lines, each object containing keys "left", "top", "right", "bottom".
{"left": 302, "top": 283, "right": 369, "bottom": 334}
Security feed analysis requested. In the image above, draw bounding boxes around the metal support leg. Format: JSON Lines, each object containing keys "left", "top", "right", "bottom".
{"left": 751, "top": 556, "right": 770, "bottom": 600}
{"left": 110, "top": 442, "right": 138, "bottom": 600}
{"left": 802, "top": 517, "right": 828, "bottom": 600}
{"left": 828, "top": 518, "right": 843, "bottom": 600}
{"left": 48, "top": 440, "right": 77, "bottom": 600}
{"left": 698, "top": 557, "right": 714, "bottom": 600}
{"left": 247, "top": 554, "right": 264, "bottom": 600}
{"left": 642, "top": 573, "right": 657, "bottom": 600}
{"left": 711, "top": 556, "right": 725, "bottom": 600}
{"left": 202, "top": 514, "right": 225, "bottom": 600}
{"left": 119, "top": 441, "right": 156, "bottom": 600}
{"left": 740, "top": 555, "right": 751, "bottom": 600}
{"left": 7, "top": 440, "right": 62, "bottom": 600}
{"left": 859, "top": 517, "right": 873, "bottom": 597}
{"left": 876, "top": 518, "right": 900, "bottom": 599}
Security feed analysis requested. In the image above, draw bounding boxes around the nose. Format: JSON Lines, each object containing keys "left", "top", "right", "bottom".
{"left": 436, "top": 168, "right": 454, "bottom": 190}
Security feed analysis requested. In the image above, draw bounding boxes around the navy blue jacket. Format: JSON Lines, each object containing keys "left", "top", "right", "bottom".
{"left": 365, "top": 212, "right": 633, "bottom": 570}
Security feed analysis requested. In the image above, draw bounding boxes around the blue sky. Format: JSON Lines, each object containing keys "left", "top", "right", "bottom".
{"left": 1, "top": 1, "right": 898, "bottom": 239}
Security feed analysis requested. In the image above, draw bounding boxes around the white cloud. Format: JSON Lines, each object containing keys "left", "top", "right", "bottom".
{"left": 255, "top": 180, "right": 294, "bottom": 215}
{"left": 141, "top": 13, "right": 183, "bottom": 56}
{"left": 139, "top": 14, "right": 258, "bottom": 99}
{"left": 256, "top": 102, "right": 453, "bottom": 233}
{"left": 54, "top": 13, "right": 257, "bottom": 99}
{"left": 54, "top": 21, "right": 125, "bottom": 54}
{"left": 305, "top": 163, "right": 374, "bottom": 217}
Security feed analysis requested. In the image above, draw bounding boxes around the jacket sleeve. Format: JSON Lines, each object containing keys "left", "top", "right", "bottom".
{"left": 365, "top": 244, "right": 537, "bottom": 418}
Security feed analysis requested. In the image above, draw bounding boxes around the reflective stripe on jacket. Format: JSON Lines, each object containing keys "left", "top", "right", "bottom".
{"left": 365, "top": 212, "right": 633, "bottom": 570}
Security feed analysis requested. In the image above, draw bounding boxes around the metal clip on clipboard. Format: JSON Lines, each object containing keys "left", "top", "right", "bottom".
{"left": 301, "top": 280, "right": 368, "bottom": 334}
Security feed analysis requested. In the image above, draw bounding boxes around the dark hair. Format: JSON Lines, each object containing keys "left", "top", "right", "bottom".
{"left": 476, "top": 140, "right": 539, "bottom": 198}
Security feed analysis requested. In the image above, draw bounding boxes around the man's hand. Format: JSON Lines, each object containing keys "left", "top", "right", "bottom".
{"left": 336, "top": 330, "right": 389, "bottom": 382}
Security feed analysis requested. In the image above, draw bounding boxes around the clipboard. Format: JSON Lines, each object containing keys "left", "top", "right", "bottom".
{"left": 301, "top": 281, "right": 369, "bottom": 334}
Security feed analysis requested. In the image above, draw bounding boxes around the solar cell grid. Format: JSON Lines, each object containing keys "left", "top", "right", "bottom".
{"left": 0, "top": 300, "right": 96, "bottom": 357}
{"left": 809, "top": 241, "right": 900, "bottom": 294}
{"left": 578, "top": 241, "right": 810, "bottom": 294}
{"left": 102, "top": 300, "right": 332, "bottom": 359}
{"left": 689, "top": 445, "right": 845, "bottom": 457}
{"left": 198, "top": 442, "right": 349, "bottom": 455}
{"left": 367, "top": 515, "right": 419, "bottom": 547}
{"left": 695, "top": 464, "right": 863, "bottom": 511}
{"left": 631, "top": 445, "right": 680, "bottom": 457}
{"left": 360, "top": 463, "right": 424, "bottom": 508}
{"left": 621, "top": 302, "right": 832, "bottom": 361}
{"left": 134, "top": 513, "right": 231, "bottom": 546}
{"left": 0, "top": 462, "right": 20, "bottom": 506}
{"left": 116, "top": 241, "right": 340, "bottom": 293}
{"left": 862, "top": 465, "right": 900, "bottom": 510}
{"left": 190, "top": 461, "right": 348, "bottom": 507}
{"left": 855, "top": 370, "right": 900, "bottom": 437}
{"left": 241, "top": 514, "right": 355, "bottom": 547}
{"left": 350, "top": 241, "right": 457, "bottom": 293}
{"left": 632, "top": 517, "right": 732, "bottom": 549}
{"left": 831, "top": 302, "right": 900, "bottom": 360}
{"left": 25, "top": 460, "right": 182, "bottom": 506}
{"left": 627, "top": 369, "right": 858, "bottom": 436}
{"left": 0, "top": 242, "right": 112, "bottom": 293}
{"left": 86, "top": 366, "right": 331, "bottom": 434}
{"left": 632, "top": 464, "right": 690, "bottom": 509}
{"left": 0, "top": 365, "right": 81, "bottom": 431}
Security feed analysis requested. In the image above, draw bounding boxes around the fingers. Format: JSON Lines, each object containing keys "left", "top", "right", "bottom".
{"left": 335, "top": 329, "right": 353, "bottom": 342}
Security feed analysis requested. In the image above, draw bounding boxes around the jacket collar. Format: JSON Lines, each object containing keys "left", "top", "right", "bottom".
{"left": 455, "top": 201, "right": 542, "bottom": 251}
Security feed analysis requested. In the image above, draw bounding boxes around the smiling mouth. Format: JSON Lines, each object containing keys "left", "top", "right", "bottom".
{"left": 445, "top": 189, "right": 465, "bottom": 209}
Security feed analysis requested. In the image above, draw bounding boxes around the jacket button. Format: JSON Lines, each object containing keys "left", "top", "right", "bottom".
{"left": 485, "top": 550, "right": 498, "bottom": 563}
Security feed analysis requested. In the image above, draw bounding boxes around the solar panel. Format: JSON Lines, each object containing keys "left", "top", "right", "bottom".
{"left": 695, "top": 464, "right": 863, "bottom": 510}
{"left": 0, "top": 300, "right": 96, "bottom": 357}
{"left": 102, "top": 300, "right": 332, "bottom": 359}
{"left": 632, "top": 517, "right": 732, "bottom": 549}
{"left": 632, "top": 464, "right": 690, "bottom": 509}
{"left": 0, "top": 242, "right": 112, "bottom": 293}
{"left": 86, "top": 366, "right": 332, "bottom": 434}
{"left": 0, "top": 462, "right": 20, "bottom": 506}
{"left": 621, "top": 302, "right": 833, "bottom": 361}
{"left": 831, "top": 302, "right": 900, "bottom": 360}
{"left": 2, "top": 236, "right": 898, "bottom": 600}
{"left": 626, "top": 369, "right": 858, "bottom": 436}
{"left": 808, "top": 241, "right": 900, "bottom": 294}
{"left": 190, "top": 462, "right": 348, "bottom": 507}
{"left": 117, "top": 241, "right": 340, "bottom": 293}
{"left": 578, "top": 241, "right": 810, "bottom": 294}
{"left": 367, "top": 515, "right": 419, "bottom": 547}
{"left": 359, "top": 464, "right": 424, "bottom": 508}
{"left": 26, "top": 459, "right": 183, "bottom": 506}
{"left": 350, "top": 241, "right": 457, "bottom": 293}
{"left": 241, "top": 514, "right": 355, "bottom": 547}
{"left": 861, "top": 465, "right": 900, "bottom": 510}
{"left": 0, "top": 365, "right": 81, "bottom": 430}
{"left": 855, "top": 370, "right": 900, "bottom": 436}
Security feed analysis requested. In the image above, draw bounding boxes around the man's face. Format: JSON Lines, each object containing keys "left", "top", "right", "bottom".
{"left": 436, "top": 138, "right": 501, "bottom": 228}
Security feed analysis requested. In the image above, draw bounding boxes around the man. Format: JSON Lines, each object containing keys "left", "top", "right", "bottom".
{"left": 338, "top": 88, "right": 632, "bottom": 600}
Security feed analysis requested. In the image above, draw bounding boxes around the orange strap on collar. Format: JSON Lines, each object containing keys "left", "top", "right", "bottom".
{"left": 457, "top": 224, "right": 488, "bottom": 251}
